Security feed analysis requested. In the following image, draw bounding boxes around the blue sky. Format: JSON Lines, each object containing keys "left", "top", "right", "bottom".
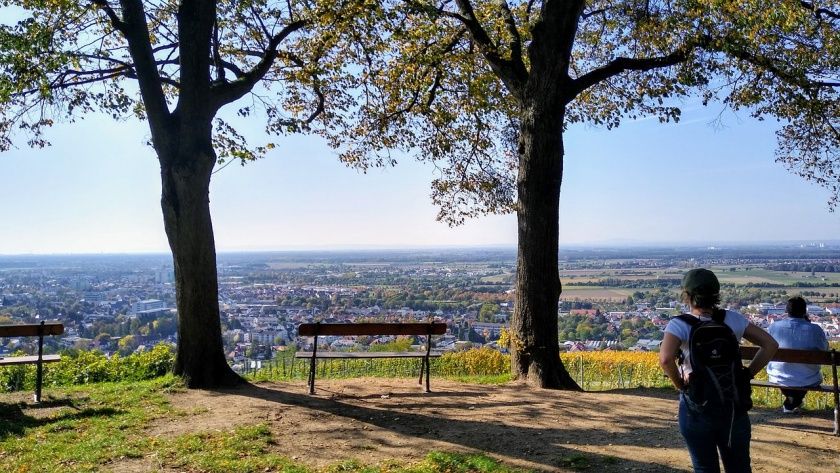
{"left": 1, "top": 98, "right": 838, "bottom": 255}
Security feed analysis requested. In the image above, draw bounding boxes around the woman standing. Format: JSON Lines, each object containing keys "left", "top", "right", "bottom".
{"left": 660, "top": 268, "right": 778, "bottom": 473}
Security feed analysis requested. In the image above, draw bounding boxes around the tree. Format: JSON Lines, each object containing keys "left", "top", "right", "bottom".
{"left": 118, "top": 334, "right": 139, "bottom": 355}
{"left": 0, "top": 1, "right": 358, "bottom": 387}
{"left": 478, "top": 302, "right": 500, "bottom": 322}
{"left": 324, "top": 0, "right": 838, "bottom": 388}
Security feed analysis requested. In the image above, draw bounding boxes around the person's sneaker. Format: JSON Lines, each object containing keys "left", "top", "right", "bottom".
{"left": 782, "top": 406, "right": 801, "bottom": 414}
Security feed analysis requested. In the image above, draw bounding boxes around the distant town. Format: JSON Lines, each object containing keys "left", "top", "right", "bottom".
{"left": 1, "top": 245, "right": 838, "bottom": 372}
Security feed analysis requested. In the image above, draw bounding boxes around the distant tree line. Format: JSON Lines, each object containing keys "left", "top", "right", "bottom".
{"left": 565, "top": 278, "right": 682, "bottom": 288}
{"left": 765, "top": 263, "right": 840, "bottom": 273}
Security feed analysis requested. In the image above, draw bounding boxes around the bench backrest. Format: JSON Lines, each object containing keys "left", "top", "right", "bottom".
{"left": 298, "top": 322, "right": 447, "bottom": 337}
{"left": 740, "top": 345, "right": 836, "bottom": 365}
{"left": 0, "top": 322, "right": 64, "bottom": 338}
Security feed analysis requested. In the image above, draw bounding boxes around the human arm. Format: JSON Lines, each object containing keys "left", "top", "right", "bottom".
{"left": 742, "top": 323, "right": 779, "bottom": 377}
{"left": 816, "top": 325, "right": 829, "bottom": 351}
{"left": 659, "top": 332, "right": 686, "bottom": 391}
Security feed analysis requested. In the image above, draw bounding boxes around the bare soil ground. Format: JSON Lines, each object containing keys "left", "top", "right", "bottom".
{"left": 147, "top": 378, "right": 839, "bottom": 472}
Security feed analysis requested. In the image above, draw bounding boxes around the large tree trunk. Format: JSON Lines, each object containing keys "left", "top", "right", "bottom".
{"left": 160, "top": 140, "right": 241, "bottom": 388}
{"left": 510, "top": 104, "right": 581, "bottom": 390}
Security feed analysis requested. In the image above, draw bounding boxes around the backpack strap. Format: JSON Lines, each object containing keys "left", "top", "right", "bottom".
{"left": 711, "top": 308, "right": 726, "bottom": 324}
{"left": 673, "top": 314, "right": 698, "bottom": 365}
{"left": 676, "top": 314, "right": 700, "bottom": 327}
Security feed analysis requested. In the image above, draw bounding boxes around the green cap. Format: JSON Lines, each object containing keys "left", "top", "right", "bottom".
{"left": 682, "top": 268, "right": 720, "bottom": 296}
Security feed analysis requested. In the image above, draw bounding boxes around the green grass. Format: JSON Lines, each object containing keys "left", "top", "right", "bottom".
{"left": 0, "top": 375, "right": 180, "bottom": 472}
{"left": 0, "top": 376, "right": 524, "bottom": 473}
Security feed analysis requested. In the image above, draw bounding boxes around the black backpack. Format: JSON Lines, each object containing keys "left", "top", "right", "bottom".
{"left": 676, "top": 310, "right": 752, "bottom": 413}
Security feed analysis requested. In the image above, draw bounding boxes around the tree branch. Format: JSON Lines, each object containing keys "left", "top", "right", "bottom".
{"left": 450, "top": 0, "right": 527, "bottom": 95}
{"left": 210, "top": 19, "right": 308, "bottom": 110}
{"left": 722, "top": 43, "right": 839, "bottom": 90}
{"left": 117, "top": 0, "right": 172, "bottom": 142}
{"left": 497, "top": 0, "right": 526, "bottom": 80}
{"left": 568, "top": 47, "right": 694, "bottom": 100}
{"left": 90, "top": 0, "right": 128, "bottom": 35}
{"left": 800, "top": 1, "right": 840, "bottom": 21}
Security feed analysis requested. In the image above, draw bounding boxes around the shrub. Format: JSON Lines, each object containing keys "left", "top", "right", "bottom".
{"left": 0, "top": 343, "right": 175, "bottom": 393}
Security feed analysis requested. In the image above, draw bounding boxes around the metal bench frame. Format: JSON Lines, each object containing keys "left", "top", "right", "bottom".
{"left": 741, "top": 346, "right": 839, "bottom": 436}
{"left": 296, "top": 322, "right": 447, "bottom": 394}
{"left": 0, "top": 321, "right": 64, "bottom": 403}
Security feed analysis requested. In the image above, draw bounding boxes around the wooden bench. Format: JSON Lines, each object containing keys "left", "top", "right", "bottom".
{"left": 0, "top": 321, "right": 64, "bottom": 403}
{"left": 741, "top": 345, "right": 839, "bottom": 436}
{"left": 296, "top": 322, "right": 447, "bottom": 394}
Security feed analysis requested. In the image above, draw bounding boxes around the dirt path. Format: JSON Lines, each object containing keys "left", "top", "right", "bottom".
{"left": 153, "top": 378, "right": 839, "bottom": 472}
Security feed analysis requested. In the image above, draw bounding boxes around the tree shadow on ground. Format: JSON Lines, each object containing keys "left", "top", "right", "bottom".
{"left": 229, "top": 383, "right": 687, "bottom": 472}
{"left": 0, "top": 398, "right": 120, "bottom": 439}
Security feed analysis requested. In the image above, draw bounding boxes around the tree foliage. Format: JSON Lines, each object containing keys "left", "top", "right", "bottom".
{"left": 0, "top": 0, "right": 364, "bottom": 160}
{"left": 319, "top": 0, "right": 839, "bottom": 218}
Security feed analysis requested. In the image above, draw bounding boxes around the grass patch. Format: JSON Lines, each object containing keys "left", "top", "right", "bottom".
{"left": 558, "top": 453, "right": 591, "bottom": 470}
{"left": 0, "top": 375, "right": 180, "bottom": 472}
{"left": 441, "top": 374, "right": 513, "bottom": 384}
{"left": 414, "top": 452, "right": 523, "bottom": 473}
{"left": 157, "top": 423, "right": 305, "bottom": 473}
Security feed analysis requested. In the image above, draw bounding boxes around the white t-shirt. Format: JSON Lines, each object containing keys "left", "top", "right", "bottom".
{"left": 664, "top": 310, "right": 750, "bottom": 377}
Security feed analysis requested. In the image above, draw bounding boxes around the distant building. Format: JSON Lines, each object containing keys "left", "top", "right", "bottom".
{"left": 806, "top": 305, "right": 827, "bottom": 316}
{"left": 131, "top": 299, "right": 167, "bottom": 315}
{"left": 82, "top": 292, "right": 106, "bottom": 303}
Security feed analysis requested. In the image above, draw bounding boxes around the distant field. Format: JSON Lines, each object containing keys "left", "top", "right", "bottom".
{"left": 267, "top": 262, "right": 326, "bottom": 269}
{"left": 559, "top": 286, "right": 647, "bottom": 301}
{"left": 713, "top": 268, "right": 840, "bottom": 286}
{"left": 480, "top": 273, "right": 513, "bottom": 283}
{"left": 555, "top": 267, "right": 840, "bottom": 288}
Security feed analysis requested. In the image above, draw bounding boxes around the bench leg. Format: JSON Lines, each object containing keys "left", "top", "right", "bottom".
{"left": 308, "top": 358, "right": 316, "bottom": 395}
{"left": 424, "top": 356, "right": 431, "bottom": 393}
{"left": 418, "top": 358, "right": 425, "bottom": 385}
{"left": 35, "top": 329, "right": 44, "bottom": 403}
{"left": 308, "top": 335, "right": 319, "bottom": 395}
{"left": 834, "top": 406, "right": 838, "bottom": 437}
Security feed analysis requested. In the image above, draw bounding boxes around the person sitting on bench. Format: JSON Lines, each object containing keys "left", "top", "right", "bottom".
{"left": 767, "top": 296, "right": 829, "bottom": 413}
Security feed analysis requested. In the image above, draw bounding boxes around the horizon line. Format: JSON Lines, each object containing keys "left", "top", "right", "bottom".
{"left": 1, "top": 239, "right": 839, "bottom": 257}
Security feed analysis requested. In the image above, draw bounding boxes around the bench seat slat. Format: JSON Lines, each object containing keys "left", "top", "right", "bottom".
{"left": 750, "top": 380, "right": 834, "bottom": 393}
{"left": 0, "top": 354, "right": 62, "bottom": 366}
{"left": 295, "top": 351, "right": 443, "bottom": 359}
{"left": 740, "top": 346, "right": 833, "bottom": 365}
{"left": 298, "top": 322, "right": 447, "bottom": 337}
{"left": 0, "top": 323, "right": 64, "bottom": 337}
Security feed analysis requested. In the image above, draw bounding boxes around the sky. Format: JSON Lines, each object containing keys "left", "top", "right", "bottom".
{"left": 0, "top": 6, "right": 838, "bottom": 254}
{"left": 1, "top": 98, "right": 838, "bottom": 255}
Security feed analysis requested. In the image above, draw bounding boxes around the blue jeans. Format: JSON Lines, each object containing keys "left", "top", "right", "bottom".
{"left": 679, "top": 393, "right": 752, "bottom": 473}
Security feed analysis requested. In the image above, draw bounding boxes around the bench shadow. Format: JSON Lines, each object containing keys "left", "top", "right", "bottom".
{"left": 752, "top": 413, "right": 836, "bottom": 436}
{"left": 228, "top": 382, "right": 687, "bottom": 472}
{"left": 596, "top": 386, "right": 680, "bottom": 401}
{"left": 319, "top": 389, "right": 491, "bottom": 400}
{"left": 0, "top": 399, "right": 121, "bottom": 439}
